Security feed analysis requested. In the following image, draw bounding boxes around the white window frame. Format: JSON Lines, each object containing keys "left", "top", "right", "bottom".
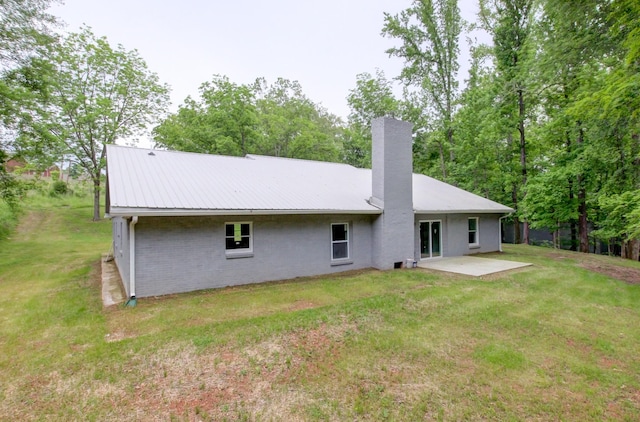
{"left": 225, "top": 221, "right": 253, "bottom": 258}
{"left": 468, "top": 217, "right": 479, "bottom": 248}
{"left": 419, "top": 219, "right": 443, "bottom": 259}
{"left": 331, "top": 222, "right": 350, "bottom": 262}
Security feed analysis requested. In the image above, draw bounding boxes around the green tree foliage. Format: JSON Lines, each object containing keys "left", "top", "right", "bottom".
{"left": 523, "top": 0, "right": 640, "bottom": 256}
{"left": 16, "top": 27, "right": 170, "bottom": 220}
{"left": 0, "top": 0, "right": 58, "bottom": 224}
{"left": 155, "top": 76, "right": 343, "bottom": 163}
{"left": 343, "top": 70, "right": 399, "bottom": 168}
{"left": 382, "top": 0, "right": 462, "bottom": 181}
{"left": 478, "top": 0, "right": 536, "bottom": 244}
{"left": 450, "top": 45, "right": 508, "bottom": 203}
{"left": 254, "top": 78, "right": 342, "bottom": 162}
{"left": 368, "top": 0, "right": 638, "bottom": 259}
{"left": 154, "top": 75, "right": 258, "bottom": 156}
{"left": 593, "top": 191, "right": 640, "bottom": 259}
{"left": 0, "top": 0, "right": 58, "bottom": 65}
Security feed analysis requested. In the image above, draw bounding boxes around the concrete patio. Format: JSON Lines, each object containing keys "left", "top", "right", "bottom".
{"left": 417, "top": 255, "right": 532, "bottom": 277}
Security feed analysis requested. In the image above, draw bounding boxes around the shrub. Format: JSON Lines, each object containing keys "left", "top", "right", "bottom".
{"left": 51, "top": 180, "right": 69, "bottom": 196}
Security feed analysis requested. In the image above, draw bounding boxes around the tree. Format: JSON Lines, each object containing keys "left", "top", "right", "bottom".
{"left": 18, "top": 27, "right": 170, "bottom": 220}
{"left": 343, "top": 70, "right": 399, "bottom": 167}
{"left": 383, "top": 0, "right": 462, "bottom": 181}
{"left": 450, "top": 45, "right": 507, "bottom": 202}
{"left": 155, "top": 76, "right": 343, "bottom": 163}
{"left": 0, "top": 0, "right": 59, "bottom": 209}
{"left": 478, "top": 0, "right": 535, "bottom": 244}
{"left": 154, "top": 75, "right": 259, "bottom": 156}
{"left": 254, "top": 77, "right": 342, "bottom": 162}
{"left": 531, "top": 0, "right": 624, "bottom": 253}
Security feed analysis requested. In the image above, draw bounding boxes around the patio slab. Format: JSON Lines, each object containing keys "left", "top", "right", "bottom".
{"left": 417, "top": 255, "right": 532, "bottom": 277}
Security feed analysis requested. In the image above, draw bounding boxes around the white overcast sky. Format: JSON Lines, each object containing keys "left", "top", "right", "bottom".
{"left": 49, "top": 0, "right": 482, "bottom": 120}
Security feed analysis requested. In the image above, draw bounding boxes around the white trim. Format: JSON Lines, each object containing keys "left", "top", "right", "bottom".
{"left": 128, "top": 216, "right": 138, "bottom": 299}
{"left": 225, "top": 221, "right": 253, "bottom": 257}
{"left": 331, "top": 222, "right": 350, "bottom": 262}
{"left": 468, "top": 217, "right": 480, "bottom": 248}
{"left": 419, "top": 220, "right": 443, "bottom": 259}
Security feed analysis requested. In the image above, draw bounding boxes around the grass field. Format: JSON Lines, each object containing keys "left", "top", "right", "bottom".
{"left": 1, "top": 196, "right": 639, "bottom": 421}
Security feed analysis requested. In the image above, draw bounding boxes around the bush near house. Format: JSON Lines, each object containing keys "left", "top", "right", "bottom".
{"left": 0, "top": 195, "right": 639, "bottom": 420}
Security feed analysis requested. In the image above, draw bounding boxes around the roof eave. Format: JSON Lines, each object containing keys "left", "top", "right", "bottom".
{"left": 108, "top": 207, "right": 383, "bottom": 217}
{"left": 414, "top": 209, "right": 514, "bottom": 214}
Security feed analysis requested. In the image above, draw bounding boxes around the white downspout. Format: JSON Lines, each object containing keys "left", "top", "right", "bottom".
{"left": 127, "top": 216, "right": 138, "bottom": 306}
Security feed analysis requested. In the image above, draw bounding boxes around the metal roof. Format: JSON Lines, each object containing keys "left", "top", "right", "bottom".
{"left": 106, "top": 145, "right": 513, "bottom": 217}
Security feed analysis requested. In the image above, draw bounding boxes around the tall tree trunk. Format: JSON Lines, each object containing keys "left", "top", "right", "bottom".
{"left": 577, "top": 182, "right": 588, "bottom": 253}
{"left": 566, "top": 130, "right": 577, "bottom": 251}
{"left": 93, "top": 177, "right": 101, "bottom": 221}
{"left": 631, "top": 239, "right": 640, "bottom": 261}
{"left": 576, "top": 125, "right": 588, "bottom": 253}
{"left": 518, "top": 86, "right": 529, "bottom": 245}
{"left": 438, "top": 141, "right": 447, "bottom": 181}
{"left": 512, "top": 183, "right": 521, "bottom": 244}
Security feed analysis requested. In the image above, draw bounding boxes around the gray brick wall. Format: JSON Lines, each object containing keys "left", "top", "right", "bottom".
{"left": 130, "top": 214, "right": 374, "bottom": 297}
{"left": 371, "top": 117, "right": 415, "bottom": 269}
{"left": 414, "top": 213, "right": 503, "bottom": 258}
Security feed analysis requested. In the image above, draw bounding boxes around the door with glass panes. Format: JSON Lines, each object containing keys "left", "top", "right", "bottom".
{"left": 420, "top": 221, "right": 442, "bottom": 259}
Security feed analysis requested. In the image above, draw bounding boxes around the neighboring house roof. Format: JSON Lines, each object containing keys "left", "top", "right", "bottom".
{"left": 106, "top": 145, "right": 513, "bottom": 217}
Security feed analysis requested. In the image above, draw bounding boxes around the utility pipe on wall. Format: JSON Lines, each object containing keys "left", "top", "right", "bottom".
{"left": 127, "top": 216, "right": 138, "bottom": 307}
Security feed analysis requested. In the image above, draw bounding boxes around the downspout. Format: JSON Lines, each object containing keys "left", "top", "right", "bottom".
{"left": 126, "top": 216, "right": 138, "bottom": 307}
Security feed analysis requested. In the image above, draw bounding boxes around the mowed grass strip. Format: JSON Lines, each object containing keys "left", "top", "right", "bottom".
{"left": 0, "top": 196, "right": 639, "bottom": 420}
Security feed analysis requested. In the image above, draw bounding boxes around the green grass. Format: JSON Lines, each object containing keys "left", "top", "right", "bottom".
{"left": 1, "top": 196, "right": 640, "bottom": 420}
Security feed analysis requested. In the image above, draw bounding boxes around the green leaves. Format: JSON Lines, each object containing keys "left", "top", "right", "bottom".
{"left": 383, "top": 0, "right": 462, "bottom": 181}
{"left": 9, "top": 27, "right": 170, "bottom": 220}
{"left": 154, "top": 76, "right": 343, "bottom": 163}
{"left": 343, "top": 70, "right": 399, "bottom": 168}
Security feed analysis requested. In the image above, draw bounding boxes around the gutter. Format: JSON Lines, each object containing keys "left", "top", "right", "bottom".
{"left": 126, "top": 216, "right": 138, "bottom": 307}
{"left": 108, "top": 207, "right": 384, "bottom": 217}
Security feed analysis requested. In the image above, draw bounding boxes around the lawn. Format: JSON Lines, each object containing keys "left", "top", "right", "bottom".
{"left": 1, "top": 196, "right": 639, "bottom": 421}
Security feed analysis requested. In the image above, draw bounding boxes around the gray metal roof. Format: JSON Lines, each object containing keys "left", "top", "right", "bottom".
{"left": 106, "top": 145, "right": 513, "bottom": 217}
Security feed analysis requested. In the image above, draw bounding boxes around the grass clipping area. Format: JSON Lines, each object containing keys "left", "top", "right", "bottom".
{"left": 1, "top": 199, "right": 640, "bottom": 421}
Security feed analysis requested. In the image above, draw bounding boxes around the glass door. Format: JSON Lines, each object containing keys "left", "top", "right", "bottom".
{"left": 420, "top": 221, "right": 442, "bottom": 259}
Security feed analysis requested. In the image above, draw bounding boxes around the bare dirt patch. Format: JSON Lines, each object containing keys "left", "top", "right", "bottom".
{"left": 579, "top": 261, "right": 640, "bottom": 285}
{"left": 119, "top": 319, "right": 359, "bottom": 420}
{"left": 545, "top": 250, "right": 640, "bottom": 284}
{"left": 14, "top": 210, "right": 48, "bottom": 240}
{"left": 288, "top": 300, "right": 316, "bottom": 311}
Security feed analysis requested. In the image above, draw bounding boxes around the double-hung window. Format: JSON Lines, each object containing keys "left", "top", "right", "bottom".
{"left": 331, "top": 223, "right": 350, "bottom": 261}
{"left": 225, "top": 222, "right": 252, "bottom": 257}
{"left": 468, "top": 217, "right": 479, "bottom": 247}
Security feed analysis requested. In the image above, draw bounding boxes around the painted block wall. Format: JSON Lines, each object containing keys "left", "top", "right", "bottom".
{"left": 371, "top": 117, "right": 415, "bottom": 269}
{"left": 130, "top": 214, "right": 374, "bottom": 297}
{"left": 112, "top": 217, "right": 131, "bottom": 296}
{"left": 414, "top": 213, "right": 503, "bottom": 258}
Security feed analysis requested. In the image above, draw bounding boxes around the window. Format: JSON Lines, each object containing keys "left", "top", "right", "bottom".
{"left": 468, "top": 217, "right": 479, "bottom": 246}
{"left": 225, "top": 222, "right": 252, "bottom": 255}
{"left": 331, "top": 223, "right": 349, "bottom": 260}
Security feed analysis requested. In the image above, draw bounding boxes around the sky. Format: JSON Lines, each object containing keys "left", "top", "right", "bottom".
{"left": 49, "top": 0, "right": 482, "bottom": 121}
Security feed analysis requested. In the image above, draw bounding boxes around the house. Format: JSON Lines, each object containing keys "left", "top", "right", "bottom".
{"left": 4, "top": 157, "right": 60, "bottom": 178}
{"left": 106, "top": 118, "right": 513, "bottom": 299}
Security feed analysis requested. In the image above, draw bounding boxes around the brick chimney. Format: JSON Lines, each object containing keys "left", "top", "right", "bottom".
{"left": 370, "top": 117, "right": 414, "bottom": 269}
